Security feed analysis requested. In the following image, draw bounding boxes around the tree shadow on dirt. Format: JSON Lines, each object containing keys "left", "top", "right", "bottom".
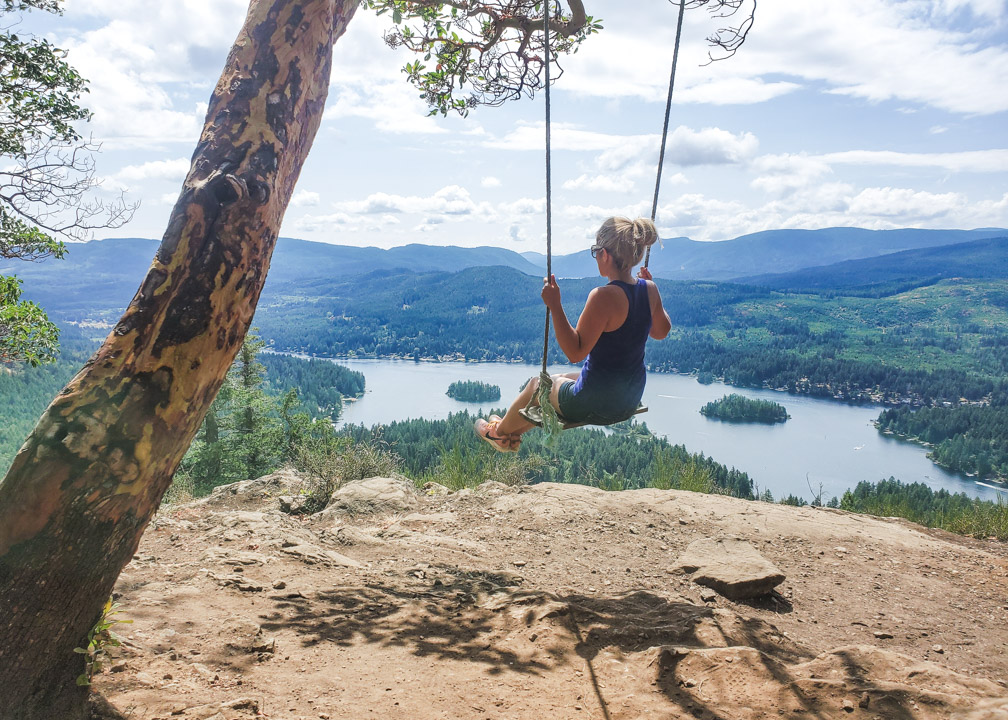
{"left": 737, "top": 589, "right": 794, "bottom": 614}
{"left": 257, "top": 563, "right": 841, "bottom": 718}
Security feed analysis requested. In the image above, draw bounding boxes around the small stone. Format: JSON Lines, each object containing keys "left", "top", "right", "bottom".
{"left": 278, "top": 495, "right": 308, "bottom": 514}
{"left": 874, "top": 631, "right": 893, "bottom": 640}
{"left": 700, "top": 588, "right": 718, "bottom": 603}
{"left": 163, "top": 673, "right": 173, "bottom": 680}
{"left": 191, "top": 663, "right": 219, "bottom": 682}
{"left": 222, "top": 698, "right": 259, "bottom": 712}
{"left": 272, "top": 580, "right": 287, "bottom": 590}
{"left": 834, "top": 546, "right": 848, "bottom": 554}
{"left": 842, "top": 699, "right": 855, "bottom": 713}
{"left": 135, "top": 671, "right": 157, "bottom": 686}
{"left": 859, "top": 692, "right": 870, "bottom": 708}
{"left": 932, "top": 644, "right": 944, "bottom": 654}
{"left": 512, "top": 560, "right": 527, "bottom": 568}
{"left": 252, "top": 634, "right": 276, "bottom": 654}
{"left": 678, "top": 519, "right": 688, "bottom": 525}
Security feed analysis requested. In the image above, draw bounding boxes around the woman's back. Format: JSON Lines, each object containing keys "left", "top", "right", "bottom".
{"left": 564, "top": 278, "right": 652, "bottom": 423}
{"left": 582, "top": 278, "right": 652, "bottom": 376}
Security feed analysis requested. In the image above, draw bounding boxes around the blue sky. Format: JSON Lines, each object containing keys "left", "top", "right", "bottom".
{"left": 24, "top": 0, "right": 1008, "bottom": 255}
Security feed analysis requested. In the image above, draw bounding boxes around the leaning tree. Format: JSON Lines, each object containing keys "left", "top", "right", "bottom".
{"left": 0, "top": 1, "right": 753, "bottom": 717}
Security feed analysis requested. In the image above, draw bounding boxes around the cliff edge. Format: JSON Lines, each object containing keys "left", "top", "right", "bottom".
{"left": 95, "top": 472, "right": 1008, "bottom": 719}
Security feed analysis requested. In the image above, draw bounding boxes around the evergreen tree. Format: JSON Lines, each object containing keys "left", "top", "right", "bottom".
{"left": 179, "top": 332, "right": 282, "bottom": 491}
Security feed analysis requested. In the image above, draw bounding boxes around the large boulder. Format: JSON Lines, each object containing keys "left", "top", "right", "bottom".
{"left": 194, "top": 468, "right": 307, "bottom": 512}
{"left": 673, "top": 537, "right": 786, "bottom": 600}
{"left": 320, "top": 476, "right": 419, "bottom": 517}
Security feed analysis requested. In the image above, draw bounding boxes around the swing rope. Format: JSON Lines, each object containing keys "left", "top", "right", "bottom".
{"left": 526, "top": 2, "right": 683, "bottom": 437}
{"left": 645, "top": 0, "right": 686, "bottom": 269}
{"left": 534, "top": 2, "right": 564, "bottom": 442}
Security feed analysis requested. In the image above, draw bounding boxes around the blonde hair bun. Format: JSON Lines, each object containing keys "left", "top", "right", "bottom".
{"left": 595, "top": 216, "right": 659, "bottom": 270}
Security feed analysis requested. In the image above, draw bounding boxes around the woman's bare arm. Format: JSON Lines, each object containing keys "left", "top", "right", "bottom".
{"left": 542, "top": 276, "right": 614, "bottom": 363}
{"left": 638, "top": 269, "right": 671, "bottom": 340}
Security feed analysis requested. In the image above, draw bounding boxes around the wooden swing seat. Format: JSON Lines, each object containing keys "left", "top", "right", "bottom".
{"left": 519, "top": 403, "right": 647, "bottom": 431}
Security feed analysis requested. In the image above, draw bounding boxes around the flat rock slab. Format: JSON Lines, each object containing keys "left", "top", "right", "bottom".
{"left": 674, "top": 537, "right": 786, "bottom": 600}
{"left": 323, "top": 476, "right": 419, "bottom": 517}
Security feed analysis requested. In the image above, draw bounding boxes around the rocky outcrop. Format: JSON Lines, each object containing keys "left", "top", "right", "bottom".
{"left": 673, "top": 536, "right": 786, "bottom": 599}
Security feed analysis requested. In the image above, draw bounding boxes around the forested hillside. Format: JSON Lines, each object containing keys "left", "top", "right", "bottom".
{"left": 253, "top": 266, "right": 1008, "bottom": 405}
{"left": 0, "top": 331, "right": 365, "bottom": 473}
{"left": 877, "top": 401, "right": 1008, "bottom": 479}
{"left": 337, "top": 412, "right": 755, "bottom": 498}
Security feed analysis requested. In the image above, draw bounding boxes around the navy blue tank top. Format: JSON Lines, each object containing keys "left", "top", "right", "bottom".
{"left": 570, "top": 279, "right": 652, "bottom": 408}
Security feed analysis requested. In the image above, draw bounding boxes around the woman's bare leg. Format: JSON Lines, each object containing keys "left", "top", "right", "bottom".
{"left": 496, "top": 376, "right": 538, "bottom": 438}
{"left": 497, "top": 372, "right": 579, "bottom": 439}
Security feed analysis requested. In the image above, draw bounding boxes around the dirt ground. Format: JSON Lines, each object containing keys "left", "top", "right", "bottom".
{"left": 96, "top": 471, "right": 1008, "bottom": 720}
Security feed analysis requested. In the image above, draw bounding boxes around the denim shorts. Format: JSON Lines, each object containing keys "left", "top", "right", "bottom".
{"left": 557, "top": 376, "right": 644, "bottom": 425}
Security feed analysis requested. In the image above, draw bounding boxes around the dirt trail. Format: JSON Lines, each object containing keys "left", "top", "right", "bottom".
{"left": 96, "top": 472, "right": 1008, "bottom": 720}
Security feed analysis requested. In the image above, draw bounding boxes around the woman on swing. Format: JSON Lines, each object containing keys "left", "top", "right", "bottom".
{"left": 476, "top": 216, "right": 672, "bottom": 452}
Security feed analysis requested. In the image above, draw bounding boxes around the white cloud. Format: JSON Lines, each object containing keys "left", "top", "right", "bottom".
{"left": 294, "top": 212, "right": 401, "bottom": 233}
{"left": 499, "top": 197, "right": 544, "bottom": 216}
{"left": 969, "top": 191, "right": 1008, "bottom": 226}
{"left": 481, "top": 176, "right": 502, "bottom": 188}
{"left": 324, "top": 10, "right": 453, "bottom": 135}
{"left": 847, "top": 187, "right": 965, "bottom": 219}
{"left": 50, "top": 1, "right": 246, "bottom": 146}
{"left": 324, "top": 82, "right": 448, "bottom": 135}
{"left": 665, "top": 127, "right": 759, "bottom": 166}
{"left": 751, "top": 154, "right": 834, "bottom": 196}
{"left": 750, "top": 0, "right": 1008, "bottom": 115}
{"left": 926, "top": 0, "right": 1006, "bottom": 23}
{"left": 114, "top": 158, "right": 190, "bottom": 184}
{"left": 487, "top": 123, "right": 757, "bottom": 169}
{"left": 291, "top": 190, "right": 321, "bottom": 208}
{"left": 556, "top": 1, "right": 1008, "bottom": 115}
{"left": 674, "top": 78, "right": 801, "bottom": 105}
{"left": 656, "top": 194, "right": 752, "bottom": 239}
{"left": 563, "top": 174, "right": 632, "bottom": 193}
{"left": 485, "top": 122, "right": 639, "bottom": 152}
{"left": 820, "top": 149, "right": 1008, "bottom": 173}
{"left": 328, "top": 185, "right": 494, "bottom": 224}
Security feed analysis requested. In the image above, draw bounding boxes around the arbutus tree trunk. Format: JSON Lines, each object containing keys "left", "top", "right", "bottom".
{"left": 0, "top": 0, "right": 357, "bottom": 716}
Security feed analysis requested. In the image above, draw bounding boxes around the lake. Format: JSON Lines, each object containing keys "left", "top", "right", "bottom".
{"left": 329, "top": 357, "right": 1006, "bottom": 503}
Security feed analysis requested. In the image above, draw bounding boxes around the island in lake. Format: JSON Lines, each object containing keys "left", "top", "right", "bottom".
{"left": 447, "top": 380, "right": 501, "bottom": 403}
{"left": 701, "top": 393, "right": 790, "bottom": 424}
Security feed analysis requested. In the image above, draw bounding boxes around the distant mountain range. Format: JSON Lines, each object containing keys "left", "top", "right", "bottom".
{"left": 528, "top": 227, "right": 1008, "bottom": 280}
{"left": 4, "top": 227, "right": 1005, "bottom": 318}
{"left": 737, "top": 236, "right": 1008, "bottom": 294}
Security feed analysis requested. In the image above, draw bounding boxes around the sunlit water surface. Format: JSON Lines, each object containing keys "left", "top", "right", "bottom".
{"left": 327, "top": 358, "right": 1005, "bottom": 503}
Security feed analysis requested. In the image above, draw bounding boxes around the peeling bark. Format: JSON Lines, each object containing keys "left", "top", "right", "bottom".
{"left": 0, "top": 0, "right": 358, "bottom": 716}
